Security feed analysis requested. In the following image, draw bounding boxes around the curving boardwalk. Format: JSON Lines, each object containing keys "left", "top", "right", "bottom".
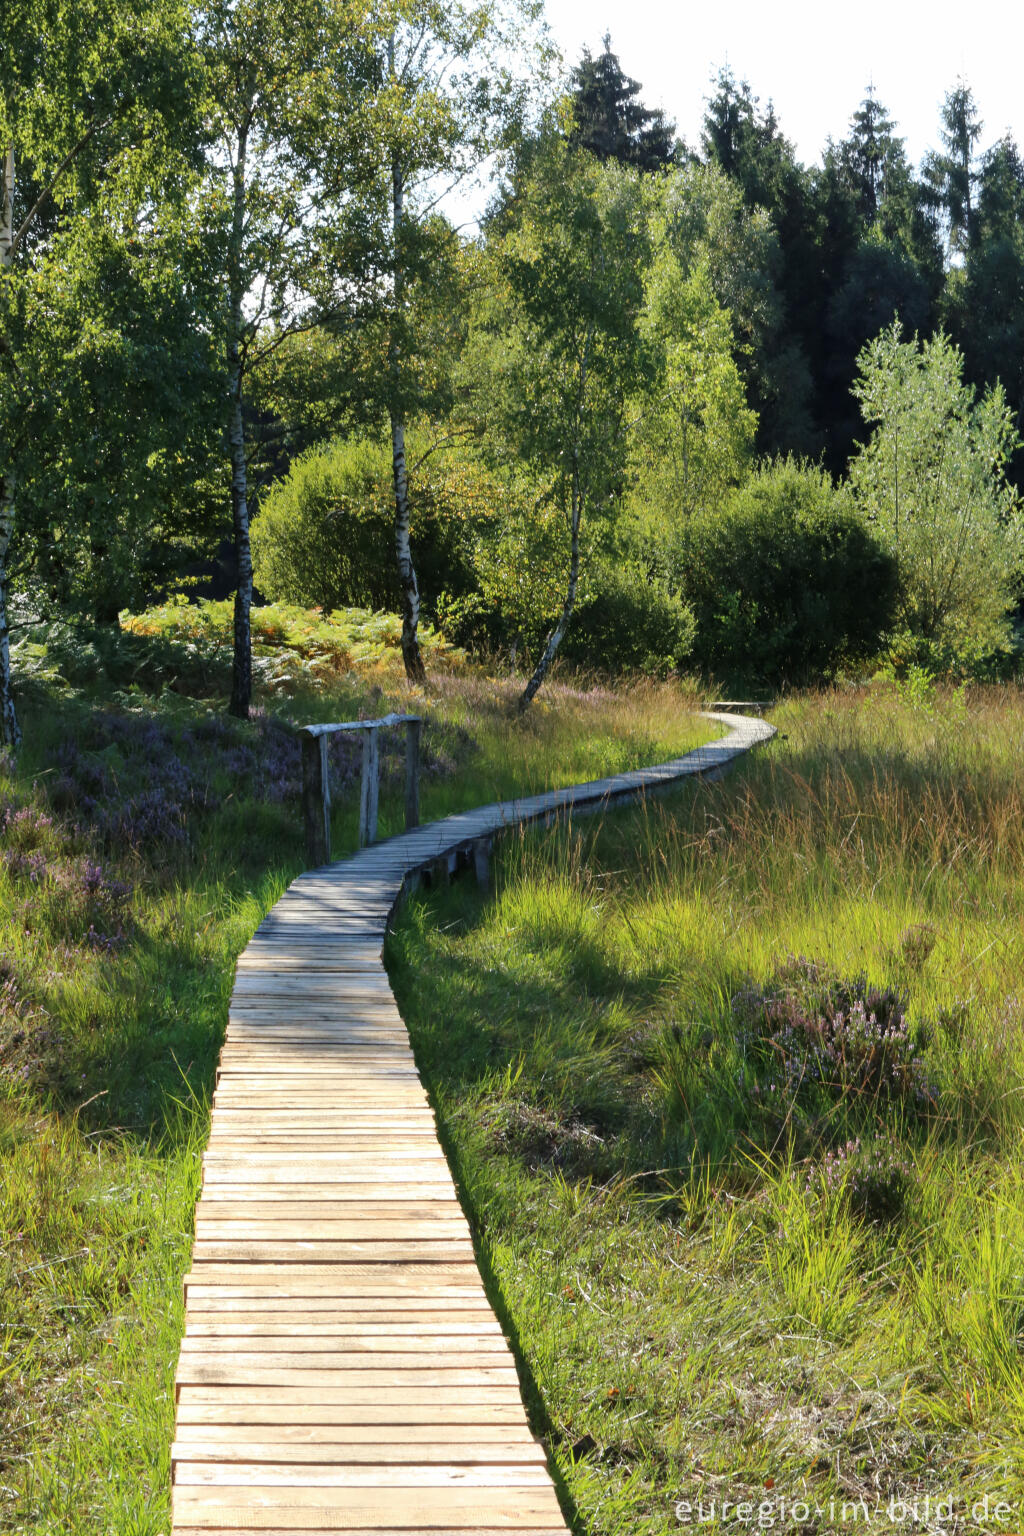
{"left": 171, "top": 711, "right": 775, "bottom": 1534}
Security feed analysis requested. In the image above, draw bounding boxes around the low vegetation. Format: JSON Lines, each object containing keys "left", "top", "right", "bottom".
{"left": 0, "top": 647, "right": 711, "bottom": 1535}
{"left": 388, "top": 682, "right": 1024, "bottom": 1534}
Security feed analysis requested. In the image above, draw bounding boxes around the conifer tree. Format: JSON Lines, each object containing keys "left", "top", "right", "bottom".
{"left": 835, "top": 86, "right": 907, "bottom": 224}
{"left": 570, "top": 35, "right": 677, "bottom": 172}
{"left": 924, "top": 80, "right": 983, "bottom": 257}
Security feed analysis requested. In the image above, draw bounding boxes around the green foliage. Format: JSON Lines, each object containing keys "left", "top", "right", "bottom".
{"left": 561, "top": 563, "right": 696, "bottom": 678}
{"left": 674, "top": 458, "right": 897, "bottom": 686}
{"left": 251, "top": 434, "right": 491, "bottom": 617}
{"left": 0, "top": 0, "right": 221, "bottom": 652}
{"left": 475, "top": 138, "right": 654, "bottom": 513}
{"left": 849, "top": 324, "right": 1023, "bottom": 670}
{"left": 628, "top": 253, "right": 756, "bottom": 528}
{"left": 121, "top": 596, "right": 465, "bottom": 684}
{"left": 568, "top": 33, "right": 677, "bottom": 172}
{"left": 660, "top": 159, "right": 817, "bottom": 456}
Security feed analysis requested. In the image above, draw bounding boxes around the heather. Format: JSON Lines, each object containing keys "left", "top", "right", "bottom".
{"left": 0, "top": 663, "right": 711, "bottom": 1534}
{"left": 387, "top": 682, "right": 1024, "bottom": 1535}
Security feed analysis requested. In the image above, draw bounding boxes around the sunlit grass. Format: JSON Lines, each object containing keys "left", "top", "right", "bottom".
{"left": 387, "top": 682, "right": 1024, "bottom": 1535}
{"left": 0, "top": 665, "right": 713, "bottom": 1534}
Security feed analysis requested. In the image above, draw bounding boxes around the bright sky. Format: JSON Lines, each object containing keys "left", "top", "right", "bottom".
{"left": 542, "top": 0, "right": 1024, "bottom": 170}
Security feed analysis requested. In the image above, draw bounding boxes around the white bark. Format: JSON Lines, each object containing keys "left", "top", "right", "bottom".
{"left": 0, "top": 146, "right": 21, "bottom": 747}
{"left": 1, "top": 147, "right": 14, "bottom": 265}
{"left": 388, "top": 34, "right": 425, "bottom": 685}
{"left": 227, "top": 122, "right": 253, "bottom": 719}
{"left": 519, "top": 451, "right": 583, "bottom": 713}
{"left": 391, "top": 411, "right": 424, "bottom": 683}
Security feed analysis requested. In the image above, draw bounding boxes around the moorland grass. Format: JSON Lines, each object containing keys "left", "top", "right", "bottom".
{"left": 0, "top": 663, "right": 711, "bottom": 1535}
{"left": 387, "top": 682, "right": 1024, "bottom": 1536}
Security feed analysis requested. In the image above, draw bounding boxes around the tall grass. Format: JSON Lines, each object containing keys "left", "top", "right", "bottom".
{"left": 388, "top": 683, "right": 1024, "bottom": 1534}
{"left": 0, "top": 665, "right": 711, "bottom": 1534}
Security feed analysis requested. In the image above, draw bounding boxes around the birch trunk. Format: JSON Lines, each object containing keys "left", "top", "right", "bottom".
{"left": 0, "top": 146, "right": 21, "bottom": 747}
{"left": 391, "top": 411, "right": 425, "bottom": 683}
{"left": 227, "top": 125, "right": 252, "bottom": 719}
{"left": 387, "top": 42, "right": 425, "bottom": 685}
{"left": 518, "top": 454, "right": 583, "bottom": 713}
{"left": 227, "top": 360, "right": 252, "bottom": 718}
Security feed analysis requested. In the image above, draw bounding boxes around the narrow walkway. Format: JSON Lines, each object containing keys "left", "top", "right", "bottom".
{"left": 171, "top": 711, "right": 775, "bottom": 1534}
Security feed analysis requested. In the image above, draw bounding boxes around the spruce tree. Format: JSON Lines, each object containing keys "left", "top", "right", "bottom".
{"left": 570, "top": 35, "right": 677, "bottom": 172}
{"left": 924, "top": 80, "right": 983, "bottom": 256}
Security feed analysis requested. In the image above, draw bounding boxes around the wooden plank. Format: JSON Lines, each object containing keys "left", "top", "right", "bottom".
{"left": 183, "top": 1267, "right": 484, "bottom": 1291}
{"left": 215, "top": 1056, "right": 419, "bottom": 1068}
{"left": 176, "top": 1464, "right": 552, "bottom": 1486}
{"left": 175, "top": 1362, "right": 520, "bottom": 1386}
{"left": 184, "top": 1320, "right": 502, "bottom": 1337}
{"left": 185, "top": 1297, "right": 490, "bottom": 1315}
{"left": 190, "top": 1244, "right": 477, "bottom": 1264}
{"left": 173, "top": 1424, "right": 535, "bottom": 1445}
{"left": 198, "top": 1189, "right": 459, "bottom": 1205}
{"left": 192, "top": 1221, "right": 471, "bottom": 1241}
{"left": 173, "top": 1527, "right": 564, "bottom": 1536}
{"left": 175, "top": 1392, "right": 529, "bottom": 1414}
{"left": 171, "top": 1485, "right": 563, "bottom": 1527}
{"left": 194, "top": 1204, "right": 465, "bottom": 1221}
{"left": 181, "top": 1339, "right": 512, "bottom": 1363}
{"left": 199, "top": 1169, "right": 455, "bottom": 1187}
{"left": 172, "top": 1441, "right": 545, "bottom": 1465}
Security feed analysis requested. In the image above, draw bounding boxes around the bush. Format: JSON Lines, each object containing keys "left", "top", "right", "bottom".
{"left": 561, "top": 563, "right": 696, "bottom": 677}
{"left": 673, "top": 458, "right": 897, "bottom": 687}
{"left": 849, "top": 325, "right": 1022, "bottom": 670}
{"left": 250, "top": 435, "right": 492, "bottom": 616}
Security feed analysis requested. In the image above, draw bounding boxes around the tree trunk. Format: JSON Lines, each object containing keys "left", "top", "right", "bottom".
{"left": 0, "top": 146, "right": 21, "bottom": 748}
{"left": 0, "top": 145, "right": 14, "bottom": 265}
{"left": 387, "top": 46, "right": 425, "bottom": 686}
{"left": 518, "top": 456, "right": 582, "bottom": 713}
{"left": 391, "top": 412, "right": 425, "bottom": 683}
{"left": 227, "top": 129, "right": 252, "bottom": 720}
{"left": 0, "top": 469, "right": 20, "bottom": 750}
{"left": 227, "top": 353, "right": 252, "bottom": 718}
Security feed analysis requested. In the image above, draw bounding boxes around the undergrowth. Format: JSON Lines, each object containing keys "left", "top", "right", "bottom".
{"left": 0, "top": 639, "right": 711, "bottom": 1535}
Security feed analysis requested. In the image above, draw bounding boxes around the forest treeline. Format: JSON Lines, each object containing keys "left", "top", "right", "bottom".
{"left": 2, "top": 3, "right": 1023, "bottom": 742}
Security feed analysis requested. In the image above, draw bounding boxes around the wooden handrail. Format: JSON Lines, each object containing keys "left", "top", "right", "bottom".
{"left": 299, "top": 715, "right": 422, "bottom": 866}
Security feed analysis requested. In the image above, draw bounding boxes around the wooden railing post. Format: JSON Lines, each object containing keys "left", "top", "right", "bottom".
{"left": 301, "top": 730, "right": 331, "bottom": 866}
{"left": 299, "top": 713, "right": 421, "bottom": 865}
{"left": 358, "top": 726, "right": 380, "bottom": 847}
{"left": 404, "top": 717, "right": 421, "bottom": 830}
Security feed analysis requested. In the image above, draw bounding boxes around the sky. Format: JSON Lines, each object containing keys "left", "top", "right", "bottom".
{"left": 541, "top": 0, "right": 1024, "bottom": 171}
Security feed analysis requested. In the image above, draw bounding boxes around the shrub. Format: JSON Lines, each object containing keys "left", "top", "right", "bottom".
{"left": 250, "top": 435, "right": 491, "bottom": 616}
{"left": 733, "top": 955, "right": 937, "bottom": 1153}
{"left": 561, "top": 563, "right": 696, "bottom": 677}
{"left": 806, "top": 1135, "right": 917, "bottom": 1225}
{"left": 849, "top": 324, "right": 1023, "bottom": 671}
{"left": 672, "top": 458, "right": 897, "bottom": 687}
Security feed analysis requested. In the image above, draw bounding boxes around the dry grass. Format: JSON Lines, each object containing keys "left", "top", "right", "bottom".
{"left": 388, "top": 681, "right": 1024, "bottom": 1536}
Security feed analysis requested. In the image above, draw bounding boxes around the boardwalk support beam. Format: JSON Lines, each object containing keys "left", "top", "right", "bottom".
{"left": 301, "top": 731, "right": 331, "bottom": 867}
{"left": 405, "top": 716, "right": 422, "bottom": 831}
{"left": 473, "top": 837, "right": 491, "bottom": 892}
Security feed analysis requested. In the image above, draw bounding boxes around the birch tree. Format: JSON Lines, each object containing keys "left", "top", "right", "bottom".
{"left": 849, "top": 324, "right": 1022, "bottom": 663}
{"left": 191, "top": 0, "right": 375, "bottom": 717}
{"left": 0, "top": 0, "right": 192, "bottom": 746}
{"left": 470, "top": 138, "right": 653, "bottom": 710}
{"left": 328, "top": 0, "right": 549, "bottom": 683}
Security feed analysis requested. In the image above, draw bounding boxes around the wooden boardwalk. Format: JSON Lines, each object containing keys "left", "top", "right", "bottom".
{"left": 171, "top": 711, "right": 774, "bottom": 1534}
